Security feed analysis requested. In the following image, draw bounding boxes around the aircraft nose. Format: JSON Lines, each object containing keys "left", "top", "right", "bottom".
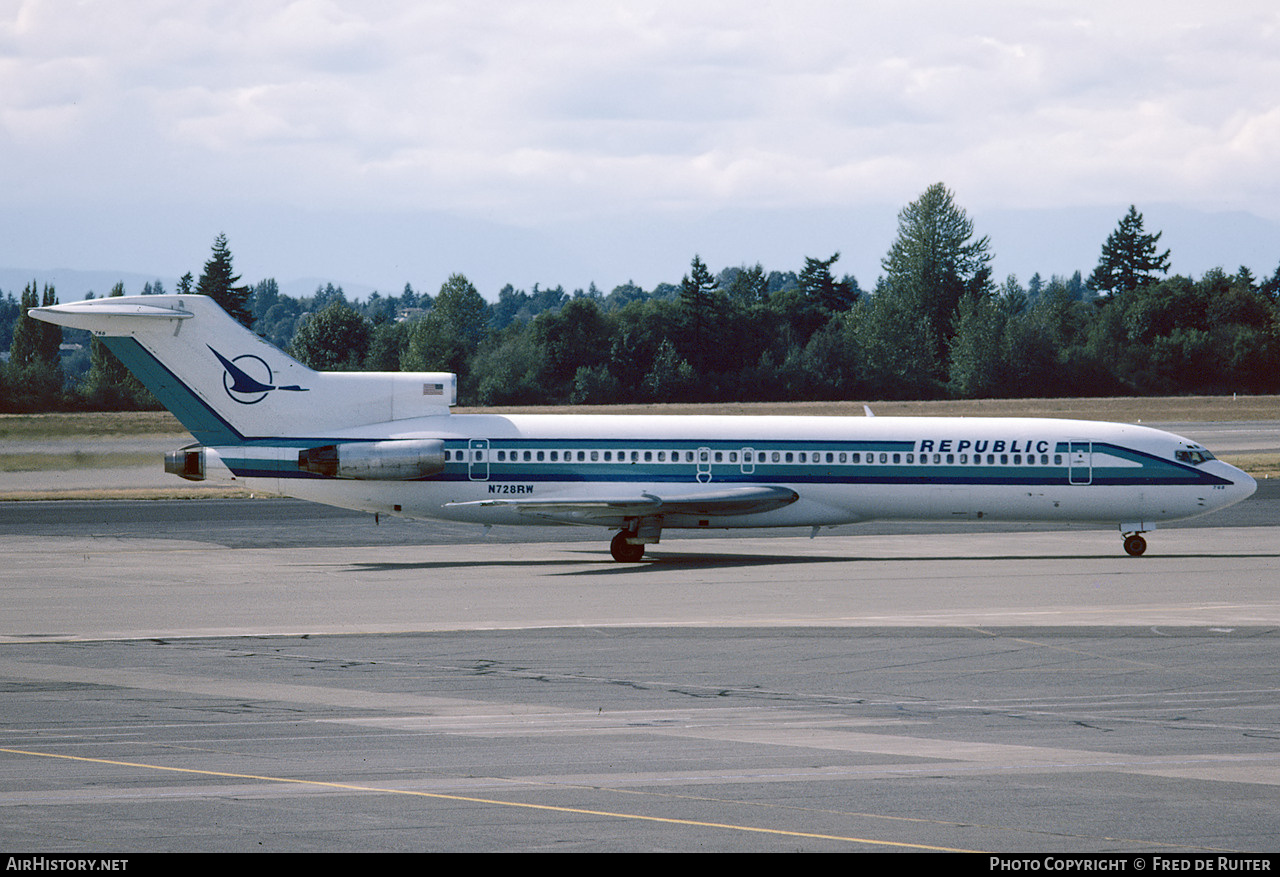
{"left": 1234, "top": 467, "right": 1258, "bottom": 501}
{"left": 1220, "top": 462, "right": 1257, "bottom": 505}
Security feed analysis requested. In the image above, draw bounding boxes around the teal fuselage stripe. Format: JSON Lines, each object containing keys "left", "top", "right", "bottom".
{"left": 94, "top": 338, "right": 1226, "bottom": 491}
{"left": 217, "top": 439, "right": 1227, "bottom": 488}
{"left": 100, "top": 337, "right": 242, "bottom": 445}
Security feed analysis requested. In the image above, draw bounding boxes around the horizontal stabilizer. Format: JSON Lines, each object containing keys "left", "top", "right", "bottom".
{"left": 32, "top": 300, "right": 194, "bottom": 327}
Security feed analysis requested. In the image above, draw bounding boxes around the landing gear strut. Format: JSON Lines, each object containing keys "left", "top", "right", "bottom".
{"left": 610, "top": 530, "right": 645, "bottom": 563}
{"left": 1123, "top": 533, "right": 1147, "bottom": 557}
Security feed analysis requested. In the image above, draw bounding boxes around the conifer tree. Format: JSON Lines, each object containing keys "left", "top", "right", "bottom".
{"left": 678, "top": 254, "right": 717, "bottom": 366}
{"left": 196, "top": 233, "right": 252, "bottom": 326}
{"left": 1089, "top": 206, "right": 1171, "bottom": 295}
{"left": 5, "top": 282, "right": 63, "bottom": 410}
{"left": 879, "top": 183, "right": 993, "bottom": 371}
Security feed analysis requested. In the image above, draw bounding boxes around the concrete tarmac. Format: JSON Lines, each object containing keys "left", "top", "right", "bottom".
{"left": 2, "top": 417, "right": 1278, "bottom": 852}
{"left": 2, "top": 510, "right": 1279, "bottom": 851}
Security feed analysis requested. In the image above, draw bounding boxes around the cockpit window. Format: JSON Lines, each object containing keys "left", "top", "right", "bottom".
{"left": 1175, "top": 449, "right": 1215, "bottom": 465}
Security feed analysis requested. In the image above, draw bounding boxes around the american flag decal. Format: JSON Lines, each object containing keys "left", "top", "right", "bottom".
{"left": 423, "top": 383, "right": 443, "bottom": 396}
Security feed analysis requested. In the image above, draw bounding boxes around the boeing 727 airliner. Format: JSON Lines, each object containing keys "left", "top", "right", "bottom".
{"left": 33, "top": 294, "right": 1256, "bottom": 561}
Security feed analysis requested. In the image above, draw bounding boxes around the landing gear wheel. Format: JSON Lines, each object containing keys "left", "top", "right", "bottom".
{"left": 1123, "top": 534, "right": 1147, "bottom": 557}
{"left": 610, "top": 531, "right": 645, "bottom": 563}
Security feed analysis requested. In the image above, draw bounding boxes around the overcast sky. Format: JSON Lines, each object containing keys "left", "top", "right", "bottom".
{"left": 3, "top": 0, "right": 1278, "bottom": 298}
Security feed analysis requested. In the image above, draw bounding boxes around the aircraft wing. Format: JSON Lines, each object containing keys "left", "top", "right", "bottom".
{"left": 444, "top": 484, "right": 799, "bottom": 523}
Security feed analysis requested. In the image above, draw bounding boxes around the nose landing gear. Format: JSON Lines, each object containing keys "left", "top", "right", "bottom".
{"left": 1123, "top": 532, "right": 1147, "bottom": 557}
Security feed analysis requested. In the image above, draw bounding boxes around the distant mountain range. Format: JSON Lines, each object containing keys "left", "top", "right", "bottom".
{"left": 0, "top": 269, "right": 379, "bottom": 304}
{"left": 3, "top": 204, "right": 1277, "bottom": 304}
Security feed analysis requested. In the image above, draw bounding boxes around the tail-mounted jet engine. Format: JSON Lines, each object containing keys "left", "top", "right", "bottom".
{"left": 298, "top": 439, "right": 446, "bottom": 480}
{"left": 164, "top": 446, "right": 206, "bottom": 481}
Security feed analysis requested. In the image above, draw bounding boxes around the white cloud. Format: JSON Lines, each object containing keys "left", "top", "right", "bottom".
{"left": 2, "top": 0, "right": 1278, "bottom": 289}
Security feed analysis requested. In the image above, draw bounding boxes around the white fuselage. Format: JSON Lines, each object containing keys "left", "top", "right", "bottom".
{"left": 208, "top": 413, "right": 1256, "bottom": 534}
{"left": 29, "top": 294, "right": 1256, "bottom": 556}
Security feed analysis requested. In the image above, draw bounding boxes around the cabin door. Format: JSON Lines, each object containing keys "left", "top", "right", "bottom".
{"left": 468, "top": 438, "right": 490, "bottom": 482}
{"left": 1068, "top": 440, "right": 1092, "bottom": 485}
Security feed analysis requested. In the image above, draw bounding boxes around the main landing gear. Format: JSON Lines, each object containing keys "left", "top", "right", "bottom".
{"left": 610, "top": 517, "right": 662, "bottom": 562}
{"left": 1123, "top": 532, "right": 1147, "bottom": 557}
{"left": 610, "top": 530, "right": 645, "bottom": 563}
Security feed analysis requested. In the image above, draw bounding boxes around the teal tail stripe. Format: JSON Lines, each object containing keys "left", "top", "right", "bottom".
{"left": 102, "top": 337, "right": 243, "bottom": 445}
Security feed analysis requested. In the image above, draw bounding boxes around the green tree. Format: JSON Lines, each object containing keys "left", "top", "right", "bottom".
{"left": 471, "top": 328, "right": 550, "bottom": 406}
{"left": 196, "top": 233, "right": 252, "bottom": 326}
{"left": 642, "top": 338, "right": 697, "bottom": 402}
{"left": 401, "top": 274, "right": 489, "bottom": 391}
{"left": 532, "top": 297, "right": 612, "bottom": 390}
{"left": 855, "top": 280, "right": 943, "bottom": 399}
{"left": 721, "top": 264, "right": 767, "bottom": 306}
{"left": 9, "top": 282, "right": 62, "bottom": 370}
{"left": 798, "top": 253, "right": 857, "bottom": 312}
{"left": 4, "top": 282, "right": 64, "bottom": 411}
{"left": 432, "top": 273, "right": 489, "bottom": 350}
{"left": 364, "top": 320, "right": 408, "bottom": 371}
{"left": 288, "top": 302, "right": 371, "bottom": 370}
{"left": 249, "top": 278, "right": 280, "bottom": 323}
{"left": 570, "top": 363, "right": 621, "bottom": 405}
{"left": 880, "top": 183, "right": 993, "bottom": 372}
{"left": 1089, "top": 206, "right": 1170, "bottom": 295}
{"left": 77, "top": 282, "right": 156, "bottom": 409}
{"left": 948, "top": 291, "right": 1008, "bottom": 398}
{"left": 678, "top": 254, "right": 718, "bottom": 364}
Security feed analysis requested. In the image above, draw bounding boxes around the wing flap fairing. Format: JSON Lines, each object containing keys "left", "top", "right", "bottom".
{"left": 444, "top": 484, "right": 799, "bottom": 523}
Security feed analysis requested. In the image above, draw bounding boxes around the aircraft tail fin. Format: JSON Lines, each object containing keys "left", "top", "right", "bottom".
{"left": 32, "top": 295, "right": 456, "bottom": 444}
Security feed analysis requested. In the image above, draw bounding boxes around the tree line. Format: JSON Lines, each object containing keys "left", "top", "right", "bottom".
{"left": 4, "top": 185, "right": 1280, "bottom": 413}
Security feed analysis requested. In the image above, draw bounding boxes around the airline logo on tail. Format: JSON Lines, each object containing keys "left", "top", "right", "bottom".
{"left": 208, "top": 346, "right": 309, "bottom": 404}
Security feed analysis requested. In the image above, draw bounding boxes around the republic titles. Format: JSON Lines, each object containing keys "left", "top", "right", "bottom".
{"left": 916, "top": 438, "right": 1054, "bottom": 455}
